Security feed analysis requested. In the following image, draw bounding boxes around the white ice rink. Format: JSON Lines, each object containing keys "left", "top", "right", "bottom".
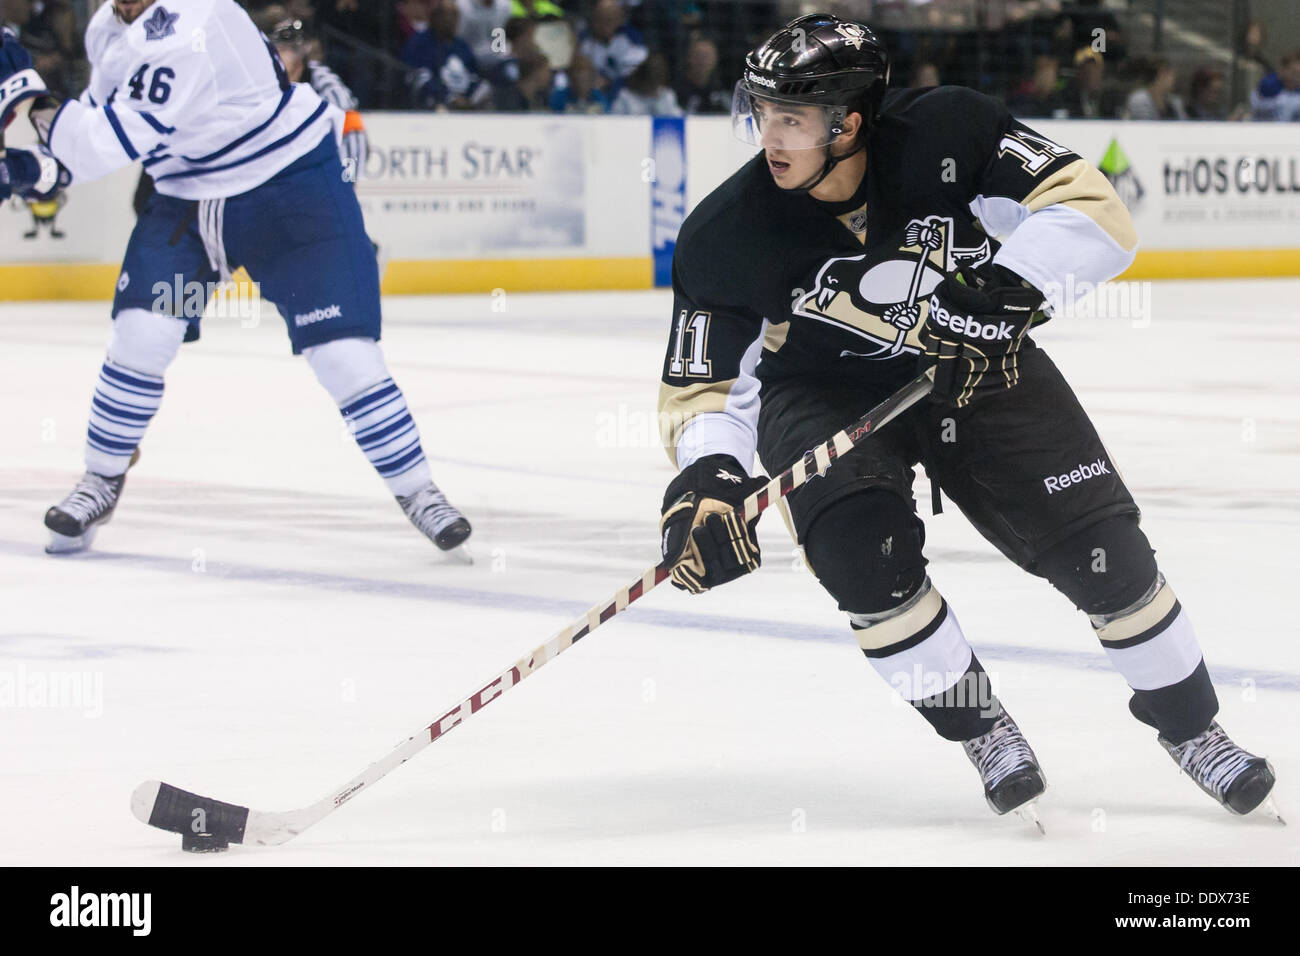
{"left": 2, "top": 280, "right": 1298, "bottom": 866}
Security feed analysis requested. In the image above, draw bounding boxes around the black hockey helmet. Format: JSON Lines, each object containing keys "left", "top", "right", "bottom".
{"left": 734, "top": 14, "right": 890, "bottom": 152}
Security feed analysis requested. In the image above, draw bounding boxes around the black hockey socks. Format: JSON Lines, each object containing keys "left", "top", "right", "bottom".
{"left": 1128, "top": 660, "right": 1219, "bottom": 746}
{"left": 910, "top": 652, "right": 1001, "bottom": 742}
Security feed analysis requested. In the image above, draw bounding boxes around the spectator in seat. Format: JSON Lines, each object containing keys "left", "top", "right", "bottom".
{"left": 13, "top": 0, "right": 84, "bottom": 100}
{"left": 503, "top": 15, "right": 543, "bottom": 59}
{"left": 398, "top": 0, "right": 435, "bottom": 45}
{"left": 457, "top": 0, "right": 513, "bottom": 63}
{"left": 609, "top": 51, "right": 680, "bottom": 116}
{"left": 1062, "top": 47, "right": 1118, "bottom": 119}
{"left": 1236, "top": 19, "right": 1272, "bottom": 103}
{"left": 1125, "top": 57, "right": 1186, "bottom": 120}
{"left": 675, "top": 35, "right": 728, "bottom": 114}
{"left": 1251, "top": 51, "right": 1300, "bottom": 122}
{"left": 910, "top": 62, "right": 939, "bottom": 88}
{"left": 1186, "top": 67, "right": 1228, "bottom": 121}
{"left": 494, "top": 47, "right": 553, "bottom": 110}
{"left": 550, "top": 53, "right": 610, "bottom": 113}
{"left": 579, "top": 0, "right": 647, "bottom": 95}
{"left": 1007, "top": 55, "right": 1065, "bottom": 118}
{"left": 308, "top": 0, "right": 388, "bottom": 106}
{"left": 403, "top": 0, "right": 493, "bottom": 109}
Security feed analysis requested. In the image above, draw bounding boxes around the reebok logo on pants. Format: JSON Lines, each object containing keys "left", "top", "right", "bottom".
{"left": 1044, "top": 458, "right": 1110, "bottom": 494}
{"left": 294, "top": 304, "right": 342, "bottom": 327}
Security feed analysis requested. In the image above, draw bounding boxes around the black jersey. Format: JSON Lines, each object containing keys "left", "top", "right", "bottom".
{"left": 659, "top": 85, "right": 1136, "bottom": 469}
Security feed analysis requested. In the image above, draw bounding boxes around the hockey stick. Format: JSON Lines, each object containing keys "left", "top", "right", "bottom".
{"left": 131, "top": 368, "right": 936, "bottom": 850}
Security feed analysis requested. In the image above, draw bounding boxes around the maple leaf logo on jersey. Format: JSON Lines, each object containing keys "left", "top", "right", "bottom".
{"left": 142, "top": 7, "right": 179, "bottom": 42}
{"left": 792, "top": 215, "right": 991, "bottom": 360}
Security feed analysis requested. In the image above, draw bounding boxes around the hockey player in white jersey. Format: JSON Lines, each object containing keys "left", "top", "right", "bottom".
{"left": 0, "top": 5, "right": 472, "bottom": 556}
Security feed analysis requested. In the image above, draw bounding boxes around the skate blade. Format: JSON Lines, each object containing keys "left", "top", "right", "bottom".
{"left": 45, "top": 525, "right": 97, "bottom": 555}
{"left": 1258, "top": 796, "right": 1286, "bottom": 825}
{"left": 1014, "top": 801, "right": 1046, "bottom": 836}
{"left": 446, "top": 542, "right": 474, "bottom": 565}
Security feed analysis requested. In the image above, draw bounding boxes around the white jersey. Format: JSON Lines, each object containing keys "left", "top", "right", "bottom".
{"left": 47, "top": 0, "right": 339, "bottom": 200}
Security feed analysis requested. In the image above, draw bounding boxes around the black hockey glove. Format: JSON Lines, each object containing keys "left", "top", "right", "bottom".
{"left": 660, "top": 454, "right": 767, "bottom": 594}
{"left": 919, "top": 264, "right": 1045, "bottom": 408}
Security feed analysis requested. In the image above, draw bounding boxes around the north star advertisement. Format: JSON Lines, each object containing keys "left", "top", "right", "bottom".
{"left": 356, "top": 114, "right": 585, "bottom": 255}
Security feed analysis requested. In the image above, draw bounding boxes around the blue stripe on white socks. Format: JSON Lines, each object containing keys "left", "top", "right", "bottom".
{"left": 340, "top": 377, "right": 431, "bottom": 496}
{"left": 84, "top": 360, "right": 164, "bottom": 476}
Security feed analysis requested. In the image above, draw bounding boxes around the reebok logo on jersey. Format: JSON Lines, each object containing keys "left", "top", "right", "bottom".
{"left": 1044, "top": 458, "right": 1110, "bottom": 494}
{"left": 715, "top": 469, "right": 743, "bottom": 484}
{"left": 927, "top": 301, "right": 1014, "bottom": 341}
{"left": 293, "top": 304, "right": 342, "bottom": 327}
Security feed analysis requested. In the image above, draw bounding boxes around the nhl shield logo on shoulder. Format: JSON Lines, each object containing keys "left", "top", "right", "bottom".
{"left": 142, "top": 7, "right": 179, "bottom": 42}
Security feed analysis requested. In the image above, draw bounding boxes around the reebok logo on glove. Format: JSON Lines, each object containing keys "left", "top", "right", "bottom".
{"left": 927, "top": 300, "right": 1017, "bottom": 341}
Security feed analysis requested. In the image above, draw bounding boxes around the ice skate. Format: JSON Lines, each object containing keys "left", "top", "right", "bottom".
{"left": 962, "top": 706, "right": 1047, "bottom": 831}
{"left": 43, "top": 449, "right": 139, "bottom": 554}
{"left": 1159, "top": 721, "right": 1281, "bottom": 820}
{"left": 397, "top": 484, "right": 473, "bottom": 558}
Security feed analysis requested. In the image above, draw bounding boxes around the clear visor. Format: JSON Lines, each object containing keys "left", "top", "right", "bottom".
{"left": 731, "top": 82, "right": 847, "bottom": 150}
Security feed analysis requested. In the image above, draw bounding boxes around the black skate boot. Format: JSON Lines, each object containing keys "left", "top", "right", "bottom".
{"left": 962, "top": 706, "right": 1047, "bottom": 828}
{"left": 397, "top": 484, "right": 472, "bottom": 555}
{"left": 1159, "top": 721, "right": 1280, "bottom": 819}
{"left": 44, "top": 469, "right": 129, "bottom": 554}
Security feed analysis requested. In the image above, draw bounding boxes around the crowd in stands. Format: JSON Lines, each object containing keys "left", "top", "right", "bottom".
{"left": 2, "top": 0, "right": 1298, "bottom": 122}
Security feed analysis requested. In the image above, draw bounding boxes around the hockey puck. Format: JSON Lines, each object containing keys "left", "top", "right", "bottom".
{"left": 181, "top": 832, "right": 230, "bottom": 853}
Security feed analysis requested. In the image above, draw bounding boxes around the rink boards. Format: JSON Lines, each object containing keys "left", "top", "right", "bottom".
{"left": 2, "top": 114, "right": 1299, "bottom": 299}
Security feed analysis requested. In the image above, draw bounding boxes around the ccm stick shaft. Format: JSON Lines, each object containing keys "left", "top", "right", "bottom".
{"left": 132, "top": 368, "right": 936, "bottom": 847}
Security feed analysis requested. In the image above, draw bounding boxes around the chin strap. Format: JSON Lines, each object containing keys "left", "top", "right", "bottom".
{"left": 792, "top": 136, "right": 868, "bottom": 193}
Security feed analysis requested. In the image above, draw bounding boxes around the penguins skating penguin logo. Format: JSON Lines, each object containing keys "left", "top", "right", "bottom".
{"left": 793, "top": 215, "right": 991, "bottom": 359}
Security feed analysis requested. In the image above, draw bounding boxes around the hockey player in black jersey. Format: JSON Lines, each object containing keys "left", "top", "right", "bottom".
{"left": 657, "top": 14, "right": 1278, "bottom": 823}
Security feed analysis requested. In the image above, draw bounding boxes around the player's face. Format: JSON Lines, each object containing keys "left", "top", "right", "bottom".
{"left": 114, "top": 0, "right": 156, "bottom": 24}
{"left": 751, "top": 101, "right": 833, "bottom": 188}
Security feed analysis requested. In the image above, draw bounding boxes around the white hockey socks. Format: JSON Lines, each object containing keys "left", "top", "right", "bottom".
{"left": 84, "top": 309, "right": 186, "bottom": 477}
{"left": 304, "top": 337, "right": 433, "bottom": 498}
{"left": 1091, "top": 574, "right": 1203, "bottom": 692}
{"left": 852, "top": 580, "right": 1001, "bottom": 741}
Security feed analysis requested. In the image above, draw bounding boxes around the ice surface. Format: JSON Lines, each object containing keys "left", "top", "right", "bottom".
{"left": 1, "top": 281, "right": 1297, "bottom": 865}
